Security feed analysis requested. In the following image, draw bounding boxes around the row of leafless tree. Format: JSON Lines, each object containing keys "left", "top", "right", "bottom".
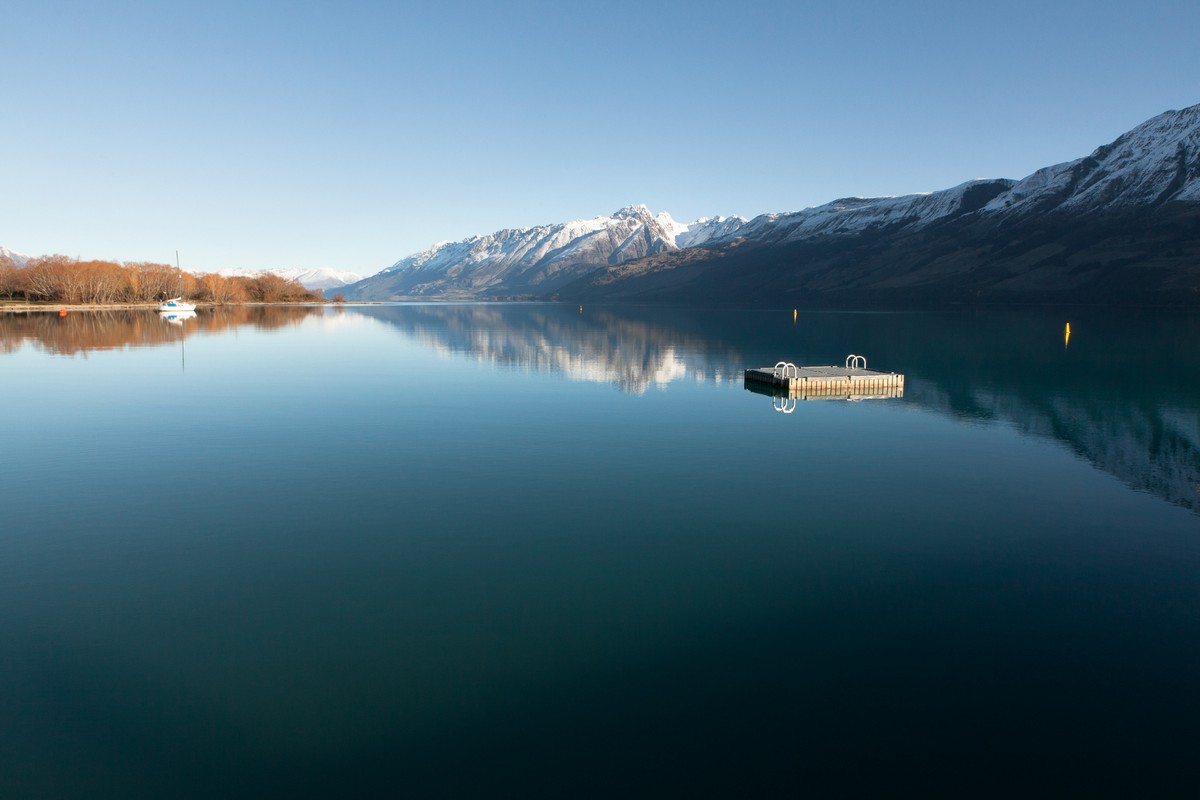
{"left": 0, "top": 255, "right": 323, "bottom": 304}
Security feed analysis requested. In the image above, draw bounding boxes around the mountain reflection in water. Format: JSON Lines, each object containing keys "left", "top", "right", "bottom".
{"left": 352, "top": 303, "right": 746, "bottom": 394}
{"left": 351, "top": 303, "right": 1200, "bottom": 515}
{"left": 3, "top": 303, "right": 1196, "bottom": 514}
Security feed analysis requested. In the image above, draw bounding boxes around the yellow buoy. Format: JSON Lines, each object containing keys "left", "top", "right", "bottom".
{"left": 1065, "top": 322, "right": 1071, "bottom": 349}
{"left": 793, "top": 308, "right": 797, "bottom": 324}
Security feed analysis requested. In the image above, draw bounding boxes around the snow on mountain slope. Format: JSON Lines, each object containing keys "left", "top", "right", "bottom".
{"left": 340, "top": 207, "right": 657, "bottom": 298}
{"left": 362, "top": 183, "right": 1017, "bottom": 299}
{"left": 0, "top": 247, "right": 31, "bottom": 267}
{"left": 675, "top": 216, "right": 749, "bottom": 248}
{"left": 374, "top": 180, "right": 1017, "bottom": 297}
{"left": 383, "top": 205, "right": 682, "bottom": 279}
{"left": 361, "top": 205, "right": 750, "bottom": 298}
{"left": 278, "top": 268, "right": 365, "bottom": 290}
{"left": 983, "top": 103, "right": 1200, "bottom": 216}
{"left": 728, "top": 179, "right": 1017, "bottom": 246}
{"left": 620, "top": 102, "right": 1197, "bottom": 251}
{"left": 215, "top": 267, "right": 365, "bottom": 290}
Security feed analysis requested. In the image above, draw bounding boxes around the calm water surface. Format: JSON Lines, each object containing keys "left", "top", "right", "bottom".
{"left": 2, "top": 304, "right": 1198, "bottom": 795}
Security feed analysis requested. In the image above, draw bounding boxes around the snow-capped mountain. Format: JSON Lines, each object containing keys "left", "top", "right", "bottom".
{"left": 216, "top": 267, "right": 365, "bottom": 291}
{"left": 343, "top": 205, "right": 746, "bottom": 300}
{"left": 345, "top": 101, "right": 1200, "bottom": 305}
{"left": 563, "top": 102, "right": 1200, "bottom": 306}
{"left": 0, "top": 247, "right": 31, "bottom": 267}
{"left": 680, "top": 105, "right": 1197, "bottom": 248}
{"left": 342, "top": 181, "right": 1015, "bottom": 301}
{"left": 380, "top": 205, "right": 674, "bottom": 279}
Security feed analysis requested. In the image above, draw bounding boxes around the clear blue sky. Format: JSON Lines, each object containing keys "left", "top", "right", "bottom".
{"left": 4, "top": 0, "right": 1198, "bottom": 274}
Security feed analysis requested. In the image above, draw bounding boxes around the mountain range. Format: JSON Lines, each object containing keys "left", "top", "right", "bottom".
{"left": 340, "top": 206, "right": 747, "bottom": 300}
{"left": 340, "top": 102, "right": 1200, "bottom": 306}
{"left": 214, "top": 267, "right": 366, "bottom": 291}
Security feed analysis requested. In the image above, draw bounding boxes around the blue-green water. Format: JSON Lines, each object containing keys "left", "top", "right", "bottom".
{"left": 2, "top": 304, "right": 1199, "bottom": 795}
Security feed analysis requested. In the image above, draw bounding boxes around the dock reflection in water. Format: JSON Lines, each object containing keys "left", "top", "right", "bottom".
{"left": 2, "top": 302, "right": 1197, "bottom": 513}
{"left": 2, "top": 301, "right": 1199, "bottom": 794}
{"left": 349, "top": 303, "right": 1200, "bottom": 514}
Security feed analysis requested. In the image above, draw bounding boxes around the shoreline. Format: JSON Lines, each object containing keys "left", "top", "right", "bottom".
{"left": 0, "top": 301, "right": 333, "bottom": 313}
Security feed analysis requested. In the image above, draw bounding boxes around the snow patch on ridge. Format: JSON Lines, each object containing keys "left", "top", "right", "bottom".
{"left": 0, "top": 246, "right": 31, "bottom": 267}
{"left": 216, "top": 267, "right": 365, "bottom": 290}
{"left": 983, "top": 103, "right": 1200, "bottom": 216}
{"left": 731, "top": 179, "right": 1017, "bottom": 244}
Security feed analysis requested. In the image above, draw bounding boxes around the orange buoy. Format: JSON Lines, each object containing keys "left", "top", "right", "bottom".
{"left": 59, "top": 309, "right": 67, "bottom": 317}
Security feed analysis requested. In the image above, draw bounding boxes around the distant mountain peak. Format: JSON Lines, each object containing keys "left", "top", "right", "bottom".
{"left": 215, "top": 267, "right": 366, "bottom": 291}
{"left": 0, "top": 246, "right": 31, "bottom": 267}
{"left": 612, "top": 204, "right": 653, "bottom": 220}
{"left": 353, "top": 204, "right": 724, "bottom": 300}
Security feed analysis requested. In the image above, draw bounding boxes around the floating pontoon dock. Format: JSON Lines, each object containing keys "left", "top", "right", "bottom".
{"left": 744, "top": 355, "right": 904, "bottom": 401}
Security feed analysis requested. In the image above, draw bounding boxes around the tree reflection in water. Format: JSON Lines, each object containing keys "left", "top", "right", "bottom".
{"left": 0, "top": 306, "right": 324, "bottom": 357}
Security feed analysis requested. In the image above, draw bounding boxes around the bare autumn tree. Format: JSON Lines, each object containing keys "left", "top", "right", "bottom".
{"left": 222, "top": 276, "right": 250, "bottom": 303}
{"left": 0, "top": 255, "right": 19, "bottom": 300}
{"left": 181, "top": 270, "right": 200, "bottom": 300}
{"left": 248, "top": 273, "right": 290, "bottom": 303}
{"left": 282, "top": 277, "right": 318, "bottom": 301}
{"left": 200, "top": 273, "right": 249, "bottom": 304}
{"left": 130, "top": 262, "right": 179, "bottom": 302}
{"left": 23, "top": 255, "right": 74, "bottom": 301}
{"left": 61, "top": 261, "right": 87, "bottom": 302}
{"left": 125, "top": 263, "right": 141, "bottom": 301}
{"left": 198, "top": 273, "right": 219, "bottom": 303}
{"left": 3, "top": 255, "right": 321, "bottom": 305}
{"left": 76, "top": 260, "right": 129, "bottom": 304}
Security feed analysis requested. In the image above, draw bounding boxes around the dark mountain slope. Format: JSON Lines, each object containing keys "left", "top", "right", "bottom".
{"left": 556, "top": 200, "right": 1200, "bottom": 308}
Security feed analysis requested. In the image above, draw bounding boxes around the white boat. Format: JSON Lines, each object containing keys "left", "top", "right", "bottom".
{"left": 159, "top": 252, "right": 196, "bottom": 313}
{"left": 159, "top": 298, "right": 197, "bottom": 312}
{"left": 158, "top": 298, "right": 195, "bottom": 314}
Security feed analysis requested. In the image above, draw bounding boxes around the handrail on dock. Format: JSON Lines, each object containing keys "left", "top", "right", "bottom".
{"left": 745, "top": 355, "right": 902, "bottom": 405}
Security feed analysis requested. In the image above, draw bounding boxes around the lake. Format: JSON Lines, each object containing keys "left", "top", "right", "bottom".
{"left": 2, "top": 303, "right": 1198, "bottom": 796}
